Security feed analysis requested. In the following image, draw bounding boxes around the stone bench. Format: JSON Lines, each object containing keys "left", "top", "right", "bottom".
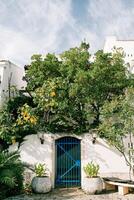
{"left": 104, "top": 179, "right": 134, "bottom": 195}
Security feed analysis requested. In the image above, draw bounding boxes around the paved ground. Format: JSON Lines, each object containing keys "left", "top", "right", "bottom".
{"left": 5, "top": 188, "right": 134, "bottom": 200}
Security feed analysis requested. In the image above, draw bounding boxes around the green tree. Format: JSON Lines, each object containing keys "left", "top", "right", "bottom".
{"left": 88, "top": 49, "right": 130, "bottom": 127}
{"left": 0, "top": 42, "right": 133, "bottom": 148}
{"left": 99, "top": 88, "right": 134, "bottom": 179}
{"left": 0, "top": 96, "right": 37, "bottom": 148}
{"left": 24, "top": 43, "right": 131, "bottom": 133}
{"left": 25, "top": 42, "right": 91, "bottom": 133}
{"left": 25, "top": 54, "right": 61, "bottom": 91}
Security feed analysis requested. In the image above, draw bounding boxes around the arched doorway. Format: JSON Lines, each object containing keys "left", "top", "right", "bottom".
{"left": 55, "top": 136, "right": 81, "bottom": 187}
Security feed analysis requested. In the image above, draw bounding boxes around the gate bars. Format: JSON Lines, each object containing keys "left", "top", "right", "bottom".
{"left": 55, "top": 137, "right": 81, "bottom": 187}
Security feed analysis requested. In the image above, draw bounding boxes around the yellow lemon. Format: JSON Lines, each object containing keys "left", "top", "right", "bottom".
{"left": 50, "top": 91, "right": 56, "bottom": 97}
{"left": 24, "top": 116, "right": 30, "bottom": 121}
{"left": 30, "top": 117, "right": 37, "bottom": 124}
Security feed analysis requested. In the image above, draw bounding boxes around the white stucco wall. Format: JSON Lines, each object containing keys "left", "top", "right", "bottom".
{"left": 9, "top": 133, "right": 130, "bottom": 188}
{"left": 81, "top": 134, "right": 130, "bottom": 188}
{"left": 104, "top": 36, "right": 134, "bottom": 73}
{"left": 0, "top": 60, "right": 26, "bottom": 106}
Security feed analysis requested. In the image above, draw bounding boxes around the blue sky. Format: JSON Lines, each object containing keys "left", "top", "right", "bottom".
{"left": 0, "top": 0, "right": 134, "bottom": 66}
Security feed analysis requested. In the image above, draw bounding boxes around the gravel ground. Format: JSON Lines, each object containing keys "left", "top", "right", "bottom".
{"left": 5, "top": 188, "right": 134, "bottom": 200}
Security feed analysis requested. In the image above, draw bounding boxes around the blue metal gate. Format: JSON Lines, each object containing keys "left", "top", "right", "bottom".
{"left": 55, "top": 136, "right": 81, "bottom": 187}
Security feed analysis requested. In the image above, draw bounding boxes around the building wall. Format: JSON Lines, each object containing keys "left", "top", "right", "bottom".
{"left": 0, "top": 60, "right": 26, "bottom": 106}
{"left": 9, "top": 133, "right": 130, "bottom": 188}
{"left": 104, "top": 36, "right": 134, "bottom": 73}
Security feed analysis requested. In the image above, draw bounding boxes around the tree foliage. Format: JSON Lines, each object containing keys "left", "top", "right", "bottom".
{"left": 99, "top": 88, "right": 134, "bottom": 178}
{"left": 25, "top": 42, "right": 92, "bottom": 133}
{"left": 0, "top": 97, "right": 37, "bottom": 147}
{"left": 88, "top": 49, "right": 130, "bottom": 127}
{"left": 24, "top": 43, "right": 131, "bottom": 133}
{"left": 0, "top": 42, "right": 133, "bottom": 146}
{"left": 0, "top": 151, "right": 24, "bottom": 199}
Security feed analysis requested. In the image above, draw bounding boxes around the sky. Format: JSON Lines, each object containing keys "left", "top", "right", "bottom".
{"left": 0, "top": 0, "right": 134, "bottom": 67}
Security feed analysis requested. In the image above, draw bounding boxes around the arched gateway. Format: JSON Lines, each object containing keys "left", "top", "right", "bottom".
{"left": 55, "top": 136, "right": 81, "bottom": 187}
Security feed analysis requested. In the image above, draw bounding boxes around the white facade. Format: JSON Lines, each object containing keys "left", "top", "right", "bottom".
{"left": 9, "top": 134, "right": 130, "bottom": 188}
{"left": 104, "top": 36, "right": 134, "bottom": 73}
{"left": 0, "top": 60, "right": 26, "bottom": 107}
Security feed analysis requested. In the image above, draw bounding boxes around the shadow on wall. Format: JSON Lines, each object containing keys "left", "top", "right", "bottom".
{"left": 95, "top": 139, "right": 122, "bottom": 156}
{"left": 19, "top": 134, "right": 53, "bottom": 167}
{"left": 82, "top": 137, "right": 109, "bottom": 168}
{"left": 82, "top": 134, "right": 128, "bottom": 173}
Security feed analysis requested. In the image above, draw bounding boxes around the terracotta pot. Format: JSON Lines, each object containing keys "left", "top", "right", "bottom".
{"left": 31, "top": 176, "right": 51, "bottom": 193}
{"left": 82, "top": 177, "right": 103, "bottom": 194}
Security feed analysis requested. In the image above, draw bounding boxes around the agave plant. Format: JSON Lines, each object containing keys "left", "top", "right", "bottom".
{"left": 0, "top": 150, "right": 24, "bottom": 199}
{"left": 34, "top": 163, "right": 48, "bottom": 177}
{"left": 84, "top": 161, "right": 99, "bottom": 178}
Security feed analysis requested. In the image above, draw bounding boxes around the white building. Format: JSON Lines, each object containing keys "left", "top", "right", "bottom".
{"left": 0, "top": 60, "right": 26, "bottom": 107}
{"left": 104, "top": 36, "right": 134, "bottom": 72}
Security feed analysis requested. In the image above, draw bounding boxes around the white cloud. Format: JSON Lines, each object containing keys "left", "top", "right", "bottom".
{"left": 0, "top": 0, "right": 101, "bottom": 66}
{"left": 87, "top": 0, "right": 134, "bottom": 49}
{"left": 0, "top": 25, "right": 35, "bottom": 62}
{"left": 0, "top": 0, "right": 75, "bottom": 66}
{"left": 0, "top": 0, "right": 134, "bottom": 66}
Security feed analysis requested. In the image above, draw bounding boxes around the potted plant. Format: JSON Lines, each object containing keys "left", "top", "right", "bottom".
{"left": 82, "top": 161, "right": 103, "bottom": 194}
{"left": 31, "top": 163, "right": 51, "bottom": 193}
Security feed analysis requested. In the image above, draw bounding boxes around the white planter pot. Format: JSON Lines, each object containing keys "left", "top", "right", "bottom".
{"left": 31, "top": 176, "right": 51, "bottom": 193}
{"left": 82, "top": 177, "right": 103, "bottom": 194}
